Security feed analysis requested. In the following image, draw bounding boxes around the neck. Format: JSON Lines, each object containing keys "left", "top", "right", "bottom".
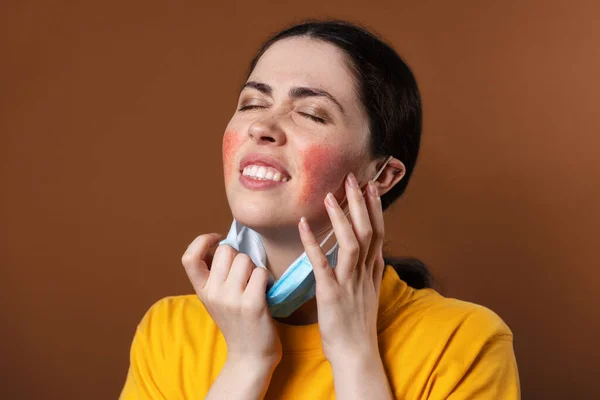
{"left": 258, "top": 224, "right": 330, "bottom": 280}
{"left": 256, "top": 222, "right": 333, "bottom": 326}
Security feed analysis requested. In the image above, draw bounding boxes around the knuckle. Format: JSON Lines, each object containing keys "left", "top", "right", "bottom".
{"left": 318, "top": 256, "right": 330, "bottom": 269}
{"left": 194, "top": 234, "right": 216, "bottom": 251}
{"left": 181, "top": 253, "right": 193, "bottom": 266}
{"left": 345, "top": 242, "right": 360, "bottom": 257}
{"left": 358, "top": 228, "right": 373, "bottom": 242}
{"left": 373, "top": 225, "right": 384, "bottom": 239}
{"left": 197, "top": 233, "right": 212, "bottom": 244}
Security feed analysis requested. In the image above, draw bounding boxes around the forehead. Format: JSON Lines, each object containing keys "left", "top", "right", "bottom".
{"left": 249, "top": 37, "right": 357, "bottom": 101}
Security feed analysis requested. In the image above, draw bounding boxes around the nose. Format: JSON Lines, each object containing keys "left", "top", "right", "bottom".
{"left": 247, "top": 113, "right": 287, "bottom": 145}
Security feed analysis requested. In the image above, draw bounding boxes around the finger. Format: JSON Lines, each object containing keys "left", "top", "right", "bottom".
{"left": 245, "top": 267, "right": 270, "bottom": 303}
{"left": 206, "top": 244, "right": 237, "bottom": 287}
{"left": 324, "top": 192, "right": 360, "bottom": 282}
{"left": 298, "top": 217, "right": 336, "bottom": 287}
{"left": 226, "top": 253, "right": 255, "bottom": 291}
{"left": 181, "top": 233, "right": 222, "bottom": 291}
{"left": 344, "top": 173, "right": 373, "bottom": 273}
{"left": 373, "top": 248, "right": 386, "bottom": 294}
{"left": 364, "top": 180, "right": 385, "bottom": 271}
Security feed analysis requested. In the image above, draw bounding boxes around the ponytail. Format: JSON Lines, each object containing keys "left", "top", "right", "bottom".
{"left": 383, "top": 256, "right": 433, "bottom": 289}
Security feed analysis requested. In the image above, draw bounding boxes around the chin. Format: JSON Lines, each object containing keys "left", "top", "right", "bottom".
{"left": 233, "top": 210, "right": 276, "bottom": 230}
{"left": 230, "top": 200, "right": 332, "bottom": 242}
{"left": 228, "top": 198, "right": 289, "bottom": 230}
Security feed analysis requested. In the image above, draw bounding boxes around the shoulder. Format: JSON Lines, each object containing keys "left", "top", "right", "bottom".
{"left": 135, "top": 294, "right": 212, "bottom": 338}
{"left": 382, "top": 285, "right": 515, "bottom": 368}
{"left": 380, "top": 284, "right": 514, "bottom": 358}
{"left": 123, "top": 296, "right": 224, "bottom": 398}
{"left": 380, "top": 287, "right": 520, "bottom": 398}
{"left": 410, "top": 288, "right": 513, "bottom": 341}
{"left": 409, "top": 291, "right": 520, "bottom": 397}
{"left": 130, "top": 294, "right": 222, "bottom": 366}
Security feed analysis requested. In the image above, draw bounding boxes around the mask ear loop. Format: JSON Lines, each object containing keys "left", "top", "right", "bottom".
{"left": 316, "top": 155, "right": 394, "bottom": 251}
{"left": 372, "top": 155, "right": 394, "bottom": 182}
{"left": 337, "top": 155, "right": 393, "bottom": 214}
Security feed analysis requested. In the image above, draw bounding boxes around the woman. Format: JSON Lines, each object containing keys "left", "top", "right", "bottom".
{"left": 120, "top": 20, "right": 520, "bottom": 399}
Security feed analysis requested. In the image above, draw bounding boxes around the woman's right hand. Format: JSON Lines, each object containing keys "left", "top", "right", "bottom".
{"left": 181, "top": 233, "right": 282, "bottom": 368}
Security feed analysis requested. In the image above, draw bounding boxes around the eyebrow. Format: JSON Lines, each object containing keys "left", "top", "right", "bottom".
{"left": 241, "top": 81, "right": 345, "bottom": 114}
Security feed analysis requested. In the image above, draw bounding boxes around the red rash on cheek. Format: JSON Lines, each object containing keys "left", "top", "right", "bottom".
{"left": 297, "top": 145, "right": 347, "bottom": 206}
{"left": 222, "top": 132, "right": 243, "bottom": 181}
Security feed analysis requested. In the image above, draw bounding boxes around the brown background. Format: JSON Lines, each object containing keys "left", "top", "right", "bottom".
{"left": 1, "top": 1, "right": 598, "bottom": 399}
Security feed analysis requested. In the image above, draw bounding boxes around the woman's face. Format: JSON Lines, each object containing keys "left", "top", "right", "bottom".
{"left": 223, "top": 37, "right": 375, "bottom": 234}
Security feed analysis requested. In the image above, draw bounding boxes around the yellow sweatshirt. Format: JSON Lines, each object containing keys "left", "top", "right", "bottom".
{"left": 120, "top": 265, "right": 520, "bottom": 399}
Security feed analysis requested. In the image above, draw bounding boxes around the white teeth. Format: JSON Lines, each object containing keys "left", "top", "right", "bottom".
{"left": 256, "top": 166, "right": 266, "bottom": 179}
{"left": 242, "top": 164, "right": 289, "bottom": 182}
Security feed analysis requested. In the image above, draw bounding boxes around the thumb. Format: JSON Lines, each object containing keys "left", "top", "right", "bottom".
{"left": 182, "top": 233, "right": 223, "bottom": 291}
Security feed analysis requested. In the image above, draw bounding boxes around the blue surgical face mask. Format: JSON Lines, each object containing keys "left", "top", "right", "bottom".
{"left": 219, "top": 156, "right": 393, "bottom": 318}
{"left": 219, "top": 220, "right": 338, "bottom": 318}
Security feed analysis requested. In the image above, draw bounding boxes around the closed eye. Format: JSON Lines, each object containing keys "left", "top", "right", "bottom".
{"left": 238, "top": 104, "right": 266, "bottom": 111}
{"left": 238, "top": 105, "right": 327, "bottom": 124}
{"left": 298, "top": 112, "right": 326, "bottom": 124}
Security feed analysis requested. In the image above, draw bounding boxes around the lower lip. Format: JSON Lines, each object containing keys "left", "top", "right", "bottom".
{"left": 239, "top": 174, "right": 288, "bottom": 190}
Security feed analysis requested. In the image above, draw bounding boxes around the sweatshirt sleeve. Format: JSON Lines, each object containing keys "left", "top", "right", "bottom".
{"left": 119, "top": 299, "right": 172, "bottom": 400}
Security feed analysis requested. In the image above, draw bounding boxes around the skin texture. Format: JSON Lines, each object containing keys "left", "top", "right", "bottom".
{"left": 222, "top": 36, "right": 374, "bottom": 242}
{"left": 296, "top": 144, "right": 349, "bottom": 207}
{"left": 222, "top": 131, "right": 243, "bottom": 182}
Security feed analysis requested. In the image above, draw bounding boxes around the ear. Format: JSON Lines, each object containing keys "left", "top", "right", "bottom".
{"left": 373, "top": 157, "right": 405, "bottom": 197}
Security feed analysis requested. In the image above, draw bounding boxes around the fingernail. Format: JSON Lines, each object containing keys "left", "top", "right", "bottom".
{"left": 326, "top": 192, "right": 337, "bottom": 207}
{"left": 346, "top": 172, "right": 358, "bottom": 189}
{"left": 368, "top": 181, "right": 378, "bottom": 197}
{"left": 299, "top": 216, "right": 310, "bottom": 232}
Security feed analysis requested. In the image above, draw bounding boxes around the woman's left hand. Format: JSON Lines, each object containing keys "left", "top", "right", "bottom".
{"left": 298, "top": 172, "right": 386, "bottom": 364}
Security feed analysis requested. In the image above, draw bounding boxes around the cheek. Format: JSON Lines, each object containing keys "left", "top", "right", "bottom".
{"left": 297, "top": 145, "right": 350, "bottom": 206}
{"left": 222, "top": 131, "right": 243, "bottom": 181}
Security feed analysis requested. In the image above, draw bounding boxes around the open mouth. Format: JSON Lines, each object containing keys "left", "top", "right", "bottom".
{"left": 241, "top": 165, "right": 290, "bottom": 182}
{"left": 238, "top": 153, "right": 292, "bottom": 188}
